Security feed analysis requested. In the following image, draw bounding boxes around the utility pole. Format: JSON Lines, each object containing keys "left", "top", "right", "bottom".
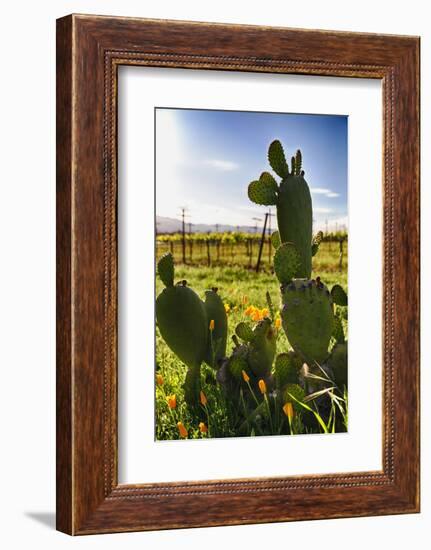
{"left": 267, "top": 208, "right": 275, "bottom": 264}
{"left": 256, "top": 213, "right": 269, "bottom": 273}
{"left": 179, "top": 207, "right": 189, "bottom": 264}
{"left": 252, "top": 217, "right": 261, "bottom": 234}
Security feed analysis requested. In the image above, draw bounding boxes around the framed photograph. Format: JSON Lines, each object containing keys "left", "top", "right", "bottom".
{"left": 56, "top": 14, "right": 420, "bottom": 535}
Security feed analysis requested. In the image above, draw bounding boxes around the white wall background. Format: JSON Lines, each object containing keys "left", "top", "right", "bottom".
{"left": 0, "top": 0, "right": 427, "bottom": 548}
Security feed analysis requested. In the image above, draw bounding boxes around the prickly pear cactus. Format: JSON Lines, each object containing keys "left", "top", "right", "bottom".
{"left": 156, "top": 283, "right": 208, "bottom": 369}
{"left": 203, "top": 288, "right": 227, "bottom": 368}
{"left": 274, "top": 242, "right": 301, "bottom": 285}
{"left": 281, "top": 278, "right": 334, "bottom": 364}
{"left": 247, "top": 318, "right": 277, "bottom": 378}
{"left": 274, "top": 351, "right": 302, "bottom": 389}
{"left": 248, "top": 140, "right": 313, "bottom": 278}
{"left": 331, "top": 284, "right": 348, "bottom": 306}
{"left": 327, "top": 342, "right": 348, "bottom": 389}
{"left": 156, "top": 254, "right": 208, "bottom": 405}
{"left": 235, "top": 321, "right": 254, "bottom": 342}
{"left": 157, "top": 252, "right": 175, "bottom": 287}
{"left": 332, "top": 312, "right": 345, "bottom": 344}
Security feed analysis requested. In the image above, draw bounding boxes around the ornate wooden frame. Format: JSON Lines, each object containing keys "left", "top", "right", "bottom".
{"left": 56, "top": 14, "right": 420, "bottom": 535}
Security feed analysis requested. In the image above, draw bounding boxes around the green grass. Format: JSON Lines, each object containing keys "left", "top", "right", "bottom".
{"left": 155, "top": 247, "right": 348, "bottom": 441}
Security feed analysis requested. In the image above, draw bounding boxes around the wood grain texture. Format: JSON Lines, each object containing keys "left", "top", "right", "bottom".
{"left": 56, "top": 14, "right": 420, "bottom": 535}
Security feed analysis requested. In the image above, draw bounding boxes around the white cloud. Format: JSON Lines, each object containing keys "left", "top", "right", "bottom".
{"left": 314, "top": 207, "right": 333, "bottom": 214}
{"left": 311, "top": 187, "right": 340, "bottom": 199}
{"left": 202, "top": 159, "right": 239, "bottom": 171}
{"left": 311, "top": 187, "right": 331, "bottom": 194}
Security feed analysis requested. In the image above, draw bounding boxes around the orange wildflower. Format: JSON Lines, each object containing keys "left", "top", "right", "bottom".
{"left": 177, "top": 421, "right": 188, "bottom": 438}
{"left": 199, "top": 422, "right": 208, "bottom": 434}
{"left": 260, "top": 308, "right": 269, "bottom": 318}
{"left": 244, "top": 305, "right": 254, "bottom": 316}
{"left": 275, "top": 318, "right": 282, "bottom": 329}
{"left": 209, "top": 319, "right": 215, "bottom": 331}
{"left": 258, "top": 379, "right": 267, "bottom": 395}
{"left": 242, "top": 370, "right": 250, "bottom": 383}
{"left": 251, "top": 309, "right": 261, "bottom": 322}
{"left": 283, "top": 402, "right": 294, "bottom": 421}
{"left": 200, "top": 390, "right": 208, "bottom": 406}
{"left": 167, "top": 394, "right": 177, "bottom": 409}
{"left": 156, "top": 373, "right": 164, "bottom": 386}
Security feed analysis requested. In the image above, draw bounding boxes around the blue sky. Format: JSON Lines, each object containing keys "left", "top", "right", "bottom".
{"left": 155, "top": 108, "right": 347, "bottom": 231}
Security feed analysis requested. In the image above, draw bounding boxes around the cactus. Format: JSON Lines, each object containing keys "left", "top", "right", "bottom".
{"left": 203, "top": 288, "right": 228, "bottom": 368}
{"left": 247, "top": 318, "right": 277, "bottom": 378}
{"left": 281, "top": 278, "right": 334, "bottom": 364}
{"left": 332, "top": 311, "right": 345, "bottom": 344}
{"left": 331, "top": 284, "right": 348, "bottom": 306}
{"left": 274, "top": 351, "right": 302, "bottom": 389}
{"left": 218, "top": 318, "right": 276, "bottom": 393}
{"left": 271, "top": 230, "right": 281, "bottom": 249}
{"left": 157, "top": 252, "right": 175, "bottom": 287}
{"left": 274, "top": 242, "right": 301, "bottom": 285}
{"left": 327, "top": 342, "right": 348, "bottom": 389}
{"left": 235, "top": 321, "right": 254, "bottom": 342}
{"left": 248, "top": 140, "right": 313, "bottom": 278}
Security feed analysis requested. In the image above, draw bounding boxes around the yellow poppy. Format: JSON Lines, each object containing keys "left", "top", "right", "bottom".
{"left": 209, "top": 319, "right": 215, "bottom": 331}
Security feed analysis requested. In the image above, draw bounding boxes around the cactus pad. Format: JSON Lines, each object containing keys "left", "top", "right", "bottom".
{"left": 156, "top": 285, "right": 208, "bottom": 369}
{"left": 281, "top": 278, "right": 334, "bottom": 364}
{"left": 265, "top": 291, "right": 275, "bottom": 320}
{"left": 274, "top": 242, "right": 301, "bottom": 284}
{"left": 229, "top": 354, "right": 249, "bottom": 381}
{"left": 331, "top": 284, "right": 348, "bottom": 306}
{"left": 327, "top": 342, "right": 348, "bottom": 389}
{"left": 157, "top": 252, "right": 174, "bottom": 287}
{"left": 248, "top": 175, "right": 278, "bottom": 205}
{"left": 203, "top": 289, "right": 228, "bottom": 368}
{"left": 332, "top": 313, "right": 345, "bottom": 343}
{"left": 268, "top": 140, "right": 289, "bottom": 178}
{"left": 277, "top": 173, "right": 313, "bottom": 278}
{"left": 248, "top": 318, "right": 277, "bottom": 378}
{"left": 235, "top": 322, "right": 254, "bottom": 342}
{"left": 274, "top": 352, "right": 301, "bottom": 388}
{"left": 295, "top": 150, "right": 302, "bottom": 175}
{"left": 311, "top": 231, "right": 324, "bottom": 257}
{"left": 271, "top": 230, "right": 281, "bottom": 249}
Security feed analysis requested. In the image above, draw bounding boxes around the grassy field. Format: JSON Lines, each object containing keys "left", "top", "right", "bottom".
{"left": 155, "top": 241, "right": 348, "bottom": 441}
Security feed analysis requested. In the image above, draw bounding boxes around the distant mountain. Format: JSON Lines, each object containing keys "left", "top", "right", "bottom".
{"left": 156, "top": 216, "right": 258, "bottom": 235}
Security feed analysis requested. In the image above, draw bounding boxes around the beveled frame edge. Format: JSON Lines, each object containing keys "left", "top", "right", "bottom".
{"left": 56, "top": 14, "right": 420, "bottom": 535}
